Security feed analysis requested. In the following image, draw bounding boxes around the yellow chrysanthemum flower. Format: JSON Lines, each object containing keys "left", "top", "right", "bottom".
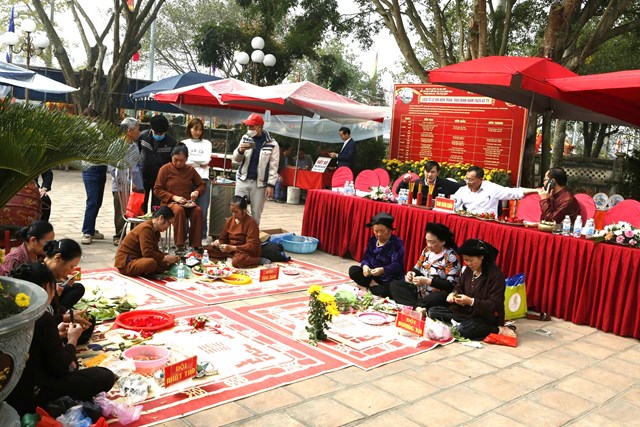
{"left": 307, "top": 285, "right": 322, "bottom": 295}
{"left": 326, "top": 304, "right": 340, "bottom": 317}
{"left": 317, "top": 292, "right": 334, "bottom": 304}
{"left": 15, "top": 293, "right": 30, "bottom": 308}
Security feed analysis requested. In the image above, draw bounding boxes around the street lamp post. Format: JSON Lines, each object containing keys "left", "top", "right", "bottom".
{"left": 2, "top": 18, "right": 50, "bottom": 103}
{"left": 235, "top": 37, "right": 276, "bottom": 85}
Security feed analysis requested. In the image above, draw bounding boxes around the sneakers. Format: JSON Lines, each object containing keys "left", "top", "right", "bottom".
{"left": 92, "top": 230, "right": 105, "bottom": 239}
{"left": 81, "top": 234, "right": 92, "bottom": 245}
{"left": 201, "top": 238, "right": 212, "bottom": 247}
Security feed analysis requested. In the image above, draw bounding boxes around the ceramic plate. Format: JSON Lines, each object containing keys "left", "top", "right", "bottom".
{"left": 282, "top": 269, "right": 300, "bottom": 275}
{"left": 358, "top": 312, "right": 390, "bottom": 325}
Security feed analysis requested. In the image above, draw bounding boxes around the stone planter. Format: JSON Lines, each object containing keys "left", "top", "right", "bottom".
{"left": 0, "top": 277, "right": 48, "bottom": 411}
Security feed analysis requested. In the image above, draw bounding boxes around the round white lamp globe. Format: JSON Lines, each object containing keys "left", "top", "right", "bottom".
{"left": 33, "top": 34, "right": 50, "bottom": 49}
{"left": 251, "top": 50, "right": 265, "bottom": 64}
{"left": 21, "top": 19, "right": 37, "bottom": 34}
{"left": 236, "top": 51, "right": 250, "bottom": 65}
{"left": 263, "top": 54, "right": 276, "bottom": 67}
{"left": 251, "top": 36, "right": 265, "bottom": 50}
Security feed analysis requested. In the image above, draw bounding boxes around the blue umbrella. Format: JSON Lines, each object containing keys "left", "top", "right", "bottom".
{"left": 130, "top": 71, "right": 220, "bottom": 101}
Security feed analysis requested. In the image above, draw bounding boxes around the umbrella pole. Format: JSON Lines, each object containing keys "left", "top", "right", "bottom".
{"left": 293, "top": 116, "right": 304, "bottom": 187}
{"left": 518, "top": 94, "right": 537, "bottom": 187}
{"left": 222, "top": 108, "right": 231, "bottom": 177}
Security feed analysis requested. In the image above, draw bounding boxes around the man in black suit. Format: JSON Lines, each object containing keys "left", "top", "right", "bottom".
{"left": 329, "top": 127, "right": 356, "bottom": 170}
{"left": 397, "top": 160, "right": 462, "bottom": 204}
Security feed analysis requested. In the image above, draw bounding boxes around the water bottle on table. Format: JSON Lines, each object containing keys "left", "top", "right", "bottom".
{"left": 177, "top": 261, "right": 186, "bottom": 279}
{"left": 202, "top": 249, "right": 210, "bottom": 265}
{"left": 584, "top": 218, "right": 595, "bottom": 238}
{"left": 572, "top": 215, "right": 583, "bottom": 238}
{"left": 562, "top": 215, "right": 571, "bottom": 236}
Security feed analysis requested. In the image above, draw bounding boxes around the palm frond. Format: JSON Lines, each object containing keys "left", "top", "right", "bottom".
{"left": 0, "top": 99, "right": 128, "bottom": 208}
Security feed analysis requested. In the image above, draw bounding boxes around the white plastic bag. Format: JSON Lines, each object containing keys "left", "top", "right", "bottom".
{"left": 426, "top": 317, "right": 452, "bottom": 341}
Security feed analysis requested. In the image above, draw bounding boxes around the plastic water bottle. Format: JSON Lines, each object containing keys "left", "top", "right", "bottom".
{"left": 344, "top": 180, "right": 349, "bottom": 194}
{"left": 177, "top": 261, "right": 186, "bottom": 279}
{"left": 349, "top": 181, "right": 355, "bottom": 195}
{"left": 572, "top": 215, "right": 583, "bottom": 238}
{"left": 562, "top": 215, "right": 572, "bottom": 236}
{"left": 584, "top": 218, "right": 595, "bottom": 238}
{"left": 202, "top": 250, "right": 209, "bottom": 265}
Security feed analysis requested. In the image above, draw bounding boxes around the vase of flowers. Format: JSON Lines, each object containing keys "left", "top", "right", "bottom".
{"left": 364, "top": 186, "right": 396, "bottom": 203}
{"left": 0, "top": 277, "right": 48, "bottom": 417}
{"left": 594, "top": 221, "right": 640, "bottom": 248}
{"left": 306, "top": 285, "right": 339, "bottom": 346}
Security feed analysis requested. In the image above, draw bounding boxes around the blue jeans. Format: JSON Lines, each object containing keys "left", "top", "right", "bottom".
{"left": 196, "top": 179, "right": 211, "bottom": 239}
{"left": 275, "top": 177, "right": 286, "bottom": 201}
{"left": 81, "top": 165, "right": 107, "bottom": 235}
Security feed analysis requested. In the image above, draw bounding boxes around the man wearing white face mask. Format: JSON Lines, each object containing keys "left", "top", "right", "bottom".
{"left": 232, "top": 113, "right": 280, "bottom": 225}
{"left": 138, "top": 115, "right": 177, "bottom": 214}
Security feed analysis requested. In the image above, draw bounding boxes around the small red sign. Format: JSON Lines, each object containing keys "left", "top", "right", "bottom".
{"left": 259, "top": 266, "right": 279, "bottom": 282}
{"left": 163, "top": 356, "right": 197, "bottom": 388}
{"left": 395, "top": 311, "right": 426, "bottom": 337}
{"left": 434, "top": 197, "right": 455, "bottom": 212}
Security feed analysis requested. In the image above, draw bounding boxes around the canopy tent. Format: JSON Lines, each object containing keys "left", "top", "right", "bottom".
{"left": 220, "top": 80, "right": 390, "bottom": 123}
{"left": 547, "top": 69, "right": 640, "bottom": 128}
{"left": 427, "top": 56, "right": 637, "bottom": 127}
{"left": 130, "top": 71, "right": 220, "bottom": 101}
{"left": 264, "top": 115, "right": 389, "bottom": 143}
{"left": 0, "top": 61, "right": 78, "bottom": 95}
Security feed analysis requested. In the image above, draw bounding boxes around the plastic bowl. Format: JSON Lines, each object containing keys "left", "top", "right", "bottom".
{"left": 123, "top": 345, "right": 170, "bottom": 374}
{"left": 280, "top": 235, "right": 319, "bottom": 254}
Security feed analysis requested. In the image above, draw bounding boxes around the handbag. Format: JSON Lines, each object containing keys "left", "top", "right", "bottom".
{"left": 504, "top": 273, "right": 527, "bottom": 320}
{"left": 125, "top": 192, "right": 145, "bottom": 218}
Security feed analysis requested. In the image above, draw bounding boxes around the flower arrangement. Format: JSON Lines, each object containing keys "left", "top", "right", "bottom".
{"left": 306, "top": 285, "right": 339, "bottom": 345}
{"left": 595, "top": 222, "right": 639, "bottom": 248}
{"left": 0, "top": 282, "right": 31, "bottom": 320}
{"left": 383, "top": 158, "right": 512, "bottom": 187}
{"left": 364, "top": 186, "right": 396, "bottom": 203}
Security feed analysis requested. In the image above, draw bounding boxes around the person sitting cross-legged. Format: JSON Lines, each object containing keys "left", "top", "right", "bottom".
{"left": 204, "top": 195, "right": 263, "bottom": 268}
{"left": 348, "top": 212, "right": 405, "bottom": 297}
{"left": 114, "top": 206, "right": 180, "bottom": 277}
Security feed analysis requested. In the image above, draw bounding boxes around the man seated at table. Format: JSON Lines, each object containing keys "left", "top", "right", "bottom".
{"left": 114, "top": 206, "right": 180, "bottom": 277}
{"left": 294, "top": 148, "right": 314, "bottom": 170}
{"left": 452, "top": 166, "right": 537, "bottom": 216}
{"left": 398, "top": 160, "right": 462, "bottom": 204}
{"left": 539, "top": 167, "right": 581, "bottom": 223}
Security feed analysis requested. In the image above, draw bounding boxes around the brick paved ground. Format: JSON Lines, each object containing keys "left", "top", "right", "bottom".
{"left": 48, "top": 170, "right": 640, "bottom": 427}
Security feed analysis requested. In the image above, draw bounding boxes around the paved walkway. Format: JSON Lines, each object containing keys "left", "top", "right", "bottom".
{"left": 48, "top": 170, "right": 640, "bottom": 427}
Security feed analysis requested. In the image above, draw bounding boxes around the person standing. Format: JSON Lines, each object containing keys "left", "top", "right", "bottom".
{"left": 108, "top": 117, "right": 143, "bottom": 246}
{"left": 138, "top": 115, "right": 177, "bottom": 214}
{"left": 80, "top": 108, "right": 107, "bottom": 245}
{"left": 181, "top": 117, "right": 213, "bottom": 246}
{"left": 232, "top": 113, "right": 280, "bottom": 225}
{"left": 36, "top": 169, "right": 53, "bottom": 221}
{"left": 329, "top": 127, "right": 356, "bottom": 170}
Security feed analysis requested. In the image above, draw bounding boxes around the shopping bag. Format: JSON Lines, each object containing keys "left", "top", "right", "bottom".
{"left": 504, "top": 273, "right": 527, "bottom": 320}
{"left": 125, "top": 192, "right": 145, "bottom": 218}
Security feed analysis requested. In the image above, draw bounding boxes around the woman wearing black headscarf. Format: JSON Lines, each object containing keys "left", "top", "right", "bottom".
{"left": 428, "top": 239, "right": 509, "bottom": 340}
{"left": 390, "top": 223, "right": 461, "bottom": 309}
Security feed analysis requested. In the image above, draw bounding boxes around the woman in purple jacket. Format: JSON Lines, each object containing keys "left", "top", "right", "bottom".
{"left": 348, "top": 212, "right": 405, "bottom": 297}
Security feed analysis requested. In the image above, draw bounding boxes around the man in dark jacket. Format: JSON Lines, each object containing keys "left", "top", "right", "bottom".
{"left": 398, "top": 160, "right": 462, "bottom": 205}
{"left": 137, "top": 115, "right": 177, "bottom": 213}
{"left": 329, "top": 127, "right": 356, "bottom": 170}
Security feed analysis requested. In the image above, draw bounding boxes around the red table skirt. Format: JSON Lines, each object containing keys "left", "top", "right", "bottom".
{"left": 301, "top": 190, "right": 640, "bottom": 338}
{"left": 281, "top": 167, "right": 333, "bottom": 190}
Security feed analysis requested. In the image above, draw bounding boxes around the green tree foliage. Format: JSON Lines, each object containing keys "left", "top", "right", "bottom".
{"left": 194, "top": 0, "right": 345, "bottom": 85}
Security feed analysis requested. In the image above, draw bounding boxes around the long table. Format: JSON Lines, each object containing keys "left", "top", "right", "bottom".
{"left": 281, "top": 167, "right": 333, "bottom": 190}
{"left": 301, "top": 190, "right": 640, "bottom": 338}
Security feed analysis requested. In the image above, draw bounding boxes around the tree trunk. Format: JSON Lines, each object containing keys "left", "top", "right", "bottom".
{"left": 582, "top": 122, "right": 598, "bottom": 157}
{"left": 541, "top": 0, "right": 580, "bottom": 60}
{"left": 539, "top": 111, "right": 553, "bottom": 185}
{"left": 475, "top": 0, "right": 488, "bottom": 57}
{"left": 592, "top": 124, "right": 609, "bottom": 158}
{"left": 551, "top": 119, "right": 567, "bottom": 167}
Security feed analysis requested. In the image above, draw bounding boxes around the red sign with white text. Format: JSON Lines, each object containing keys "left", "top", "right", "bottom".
{"left": 259, "top": 266, "right": 279, "bottom": 282}
{"left": 395, "top": 311, "right": 426, "bottom": 337}
{"left": 163, "top": 356, "right": 197, "bottom": 387}
{"left": 390, "top": 84, "right": 527, "bottom": 185}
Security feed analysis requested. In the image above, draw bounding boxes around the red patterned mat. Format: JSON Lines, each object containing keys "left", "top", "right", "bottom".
{"left": 83, "top": 306, "right": 347, "bottom": 427}
{"left": 83, "top": 260, "right": 349, "bottom": 306}
{"left": 234, "top": 295, "right": 454, "bottom": 370}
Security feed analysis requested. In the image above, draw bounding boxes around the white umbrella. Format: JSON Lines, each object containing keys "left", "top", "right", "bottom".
{"left": 0, "top": 61, "right": 78, "bottom": 94}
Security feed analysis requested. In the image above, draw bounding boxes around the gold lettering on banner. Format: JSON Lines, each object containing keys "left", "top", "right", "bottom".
{"left": 180, "top": 387, "right": 208, "bottom": 399}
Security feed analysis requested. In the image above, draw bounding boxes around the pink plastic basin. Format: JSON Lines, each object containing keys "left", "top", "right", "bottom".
{"left": 123, "top": 345, "right": 170, "bottom": 374}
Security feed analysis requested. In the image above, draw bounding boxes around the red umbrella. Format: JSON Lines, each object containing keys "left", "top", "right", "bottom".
{"left": 548, "top": 70, "right": 640, "bottom": 127}
{"left": 428, "top": 56, "right": 636, "bottom": 127}
{"left": 220, "top": 81, "right": 389, "bottom": 123}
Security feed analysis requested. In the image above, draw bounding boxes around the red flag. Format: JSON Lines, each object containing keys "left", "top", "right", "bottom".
{"left": 132, "top": 51, "right": 140, "bottom": 62}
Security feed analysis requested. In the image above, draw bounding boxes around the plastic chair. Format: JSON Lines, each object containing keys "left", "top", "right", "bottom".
{"left": 373, "top": 168, "right": 390, "bottom": 187}
{"left": 331, "top": 166, "right": 354, "bottom": 189}
{"left": 115, "top": 169, "right": 147, "bottom": 248}
{"left": 604, "top": 199, "right": 640, "bottom": 228}
{"left": 392, "top": 173, "right": 420, "bottom": 196}
{"left": 354, "top": 170, "right": 380, "bottom": 192}
{"left": 574, "top": 193, "right": 597, "bottom": 220}
{"left": 515, "top": 193, "right": 542, "bottom": 222}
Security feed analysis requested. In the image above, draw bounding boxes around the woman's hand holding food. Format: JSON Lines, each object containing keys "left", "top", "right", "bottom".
{"left": 66, "top": 323, "right": 83, "bottom": 346}
{"left": 370, "top": 267, "right": 384, "bottom": 276}
{"left": 190, "top": 191, "right": 199, "bottom": 201}
{"left": 172, "top": 195, "right": 187, "bottom": 204}
{"left": 362, "top": 265, "right": 371, "bottom": 277}
{"left": 405, "top": 271, "right": 415, "bottom": 283}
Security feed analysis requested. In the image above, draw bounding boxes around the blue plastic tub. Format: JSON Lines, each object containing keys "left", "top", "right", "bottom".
{"left": 280, "top": 235, "right": 319, "bottom": 254}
